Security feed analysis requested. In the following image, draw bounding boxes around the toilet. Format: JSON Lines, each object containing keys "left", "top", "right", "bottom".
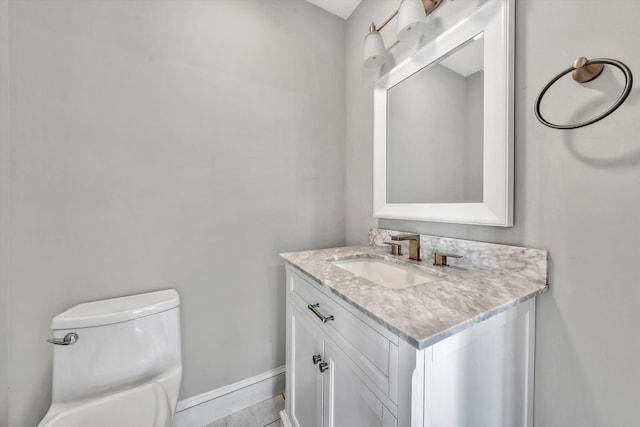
{"left": 38, "top": 289, "right": 183, "bottom": 427}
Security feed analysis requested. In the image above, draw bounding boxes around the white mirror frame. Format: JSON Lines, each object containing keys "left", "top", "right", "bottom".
{"left": 373, "top": 0, "right": 513, "bottom": 226}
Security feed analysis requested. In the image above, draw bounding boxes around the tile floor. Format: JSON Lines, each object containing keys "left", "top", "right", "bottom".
{"left": 203, "top": 394, "right": 284, "bottom": 427}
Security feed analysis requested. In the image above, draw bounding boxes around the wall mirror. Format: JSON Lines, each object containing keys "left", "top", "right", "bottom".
{"left": 373, "top": 0, "right": 513, "bottom": 226}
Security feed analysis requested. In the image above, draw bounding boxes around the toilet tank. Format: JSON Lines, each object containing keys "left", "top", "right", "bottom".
{"left": 49, "top": 289, "right": 182, "bottom": 403}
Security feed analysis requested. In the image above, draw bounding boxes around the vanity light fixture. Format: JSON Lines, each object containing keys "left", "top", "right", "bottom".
{"left": 363, "top": 0, "right": 443, "bottom": 68}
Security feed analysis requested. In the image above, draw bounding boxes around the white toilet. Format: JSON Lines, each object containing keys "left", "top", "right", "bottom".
{"left": 38, "top": 289, "right": 183, "bottom": 427}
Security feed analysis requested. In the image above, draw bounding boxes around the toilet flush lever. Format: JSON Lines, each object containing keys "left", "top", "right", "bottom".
{"left": 47, "top": 332, "right": 79, "bottom": 345}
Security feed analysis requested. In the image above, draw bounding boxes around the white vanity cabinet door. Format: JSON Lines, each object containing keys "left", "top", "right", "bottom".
{"left": 287, "top": 266, "right": 399, "bottom": 401}
{"left": 285, "top": 268, "right": 398, "bottom": 427}
{"left": 323, "top": 337, "right": 397, "bottom": 427}
{"left": 287, "top": 301, "right": 323, "bottom": 427}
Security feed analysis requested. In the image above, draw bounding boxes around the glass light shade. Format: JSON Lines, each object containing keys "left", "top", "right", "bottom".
{"left": 363, "top": 31, "right": 387, "bottom": 68}
{"left": 397, "top": 0, "right": 427, "bottom": 42}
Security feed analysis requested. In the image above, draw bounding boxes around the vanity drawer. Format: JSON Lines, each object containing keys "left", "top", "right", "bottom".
{"left": 287, "top": 266, "right": 398, "bottom": 402}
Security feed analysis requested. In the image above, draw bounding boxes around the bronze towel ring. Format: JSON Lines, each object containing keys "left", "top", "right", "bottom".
{"left": 534, "top": 57, "right": 633, "bottom": 130}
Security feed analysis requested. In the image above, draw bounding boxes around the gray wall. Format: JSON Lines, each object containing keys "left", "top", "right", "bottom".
{"left": 0, "top": 1, "right": 9, "bottom": 425}
{"left": 2, "top": 0, "right": 345, "bottom": 425}
{"left": 347, "top": 0, "right": 640, "bottom": 425}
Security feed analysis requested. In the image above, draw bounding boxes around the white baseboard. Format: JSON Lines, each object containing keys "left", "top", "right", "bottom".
{"left": 172, "top": 366, "right": 285, "bottom": 427}
{"left": 279, "top": 409, "right": 293, "bottom": 427}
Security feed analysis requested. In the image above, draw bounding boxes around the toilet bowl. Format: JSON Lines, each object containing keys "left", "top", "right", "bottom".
{"left": 38, "top": 289, "right": 182, "bottom": 427}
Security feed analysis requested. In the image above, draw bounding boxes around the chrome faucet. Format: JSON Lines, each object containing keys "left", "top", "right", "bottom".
{"left": 392, "top": 234, "right": 421, "bottom": 261}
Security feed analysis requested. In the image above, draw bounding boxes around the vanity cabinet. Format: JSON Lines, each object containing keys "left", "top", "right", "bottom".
{"left": 283, "top": 264, "right": 536, "bottom": 427}
{"left": 288, "top": 301, "right": 396, "bottom": 427}
{"left": 286, "top": 268, "right": 398, "bottom": 427}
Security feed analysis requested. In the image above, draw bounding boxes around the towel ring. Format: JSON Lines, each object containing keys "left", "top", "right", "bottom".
{"left": 535, "top": 57, "right": 633, "bottom": 130}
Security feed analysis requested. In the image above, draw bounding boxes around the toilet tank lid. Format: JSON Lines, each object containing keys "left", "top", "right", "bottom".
{"left": 51, "top": 289, "right": 180, "bottom": 330}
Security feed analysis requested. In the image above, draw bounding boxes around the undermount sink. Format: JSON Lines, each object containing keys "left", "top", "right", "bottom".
{"left": 331, "top": 258, "right": 436, "bottom": 289}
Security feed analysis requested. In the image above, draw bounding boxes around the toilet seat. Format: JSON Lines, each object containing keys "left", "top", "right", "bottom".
{"left": 39, "top": 380, "right": 171, "bottom": 427}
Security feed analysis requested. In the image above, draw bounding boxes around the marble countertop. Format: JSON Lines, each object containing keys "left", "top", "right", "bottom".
{"left": 280, "top": 245, "right": 548, "bottom": 350}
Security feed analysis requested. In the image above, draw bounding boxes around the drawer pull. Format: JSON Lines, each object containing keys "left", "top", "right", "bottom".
{"left": 312, "top": 354, "right": 322, "bottom": 364}
{"left": 307, "top": 303, "right": 334, "bottom": 323}
{"left": 319, "top": 361, "right": 329, "bottom": 373}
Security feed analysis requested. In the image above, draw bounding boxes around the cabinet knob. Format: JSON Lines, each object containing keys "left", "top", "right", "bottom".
{"left": 319, "top": 361, "right": 329, "bottom": 373}
{"left": 312, "top": 354, "right": 322, "bottom": 365}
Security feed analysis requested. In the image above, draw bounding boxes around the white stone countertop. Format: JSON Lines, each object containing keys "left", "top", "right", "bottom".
{"left": 280, "top": 245, "right": 548, "bottom": 350}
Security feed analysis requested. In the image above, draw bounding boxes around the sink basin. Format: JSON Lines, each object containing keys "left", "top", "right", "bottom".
{"left": 331, "top": 258, "right": 435, "bottom": 289}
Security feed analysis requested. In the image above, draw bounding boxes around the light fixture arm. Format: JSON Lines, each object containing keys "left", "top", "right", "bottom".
{"left": 368, "top": 0, "right": 442, "bottom": 33}
{"left": 371, "top": 10, "right": 398, "bottom": 33}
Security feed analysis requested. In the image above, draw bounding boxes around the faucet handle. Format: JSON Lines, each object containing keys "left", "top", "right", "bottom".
{"left": 384, "top": 241, "right": 404, "bottom": 256}
{"left": 433, "top": 252, "right": 463, "bottom": 267}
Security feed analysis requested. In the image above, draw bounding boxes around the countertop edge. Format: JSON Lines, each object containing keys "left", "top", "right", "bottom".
{"left": 283, "top": 257, "right": 548, "bottom": 350}
{"left": 413, "top": 286, "right": 547, "bottom": 349}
